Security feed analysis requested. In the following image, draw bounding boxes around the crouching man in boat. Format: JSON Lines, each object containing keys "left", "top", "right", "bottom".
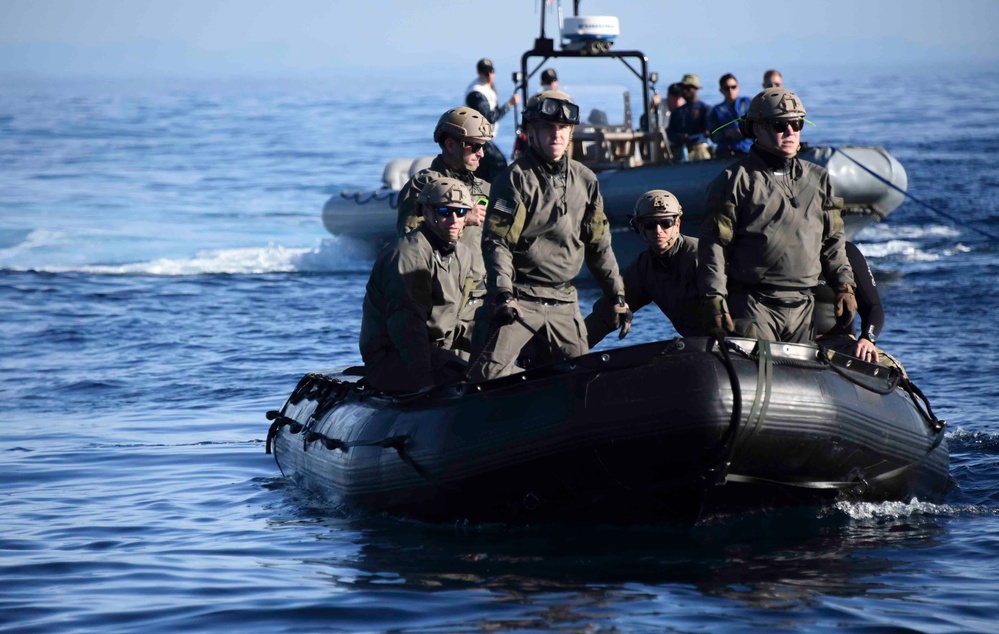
{"left": 470, "top": 91, "right": 628, "bottom": 381}
{"left": 359, "top": 177, "right": 475, "bottom": 393}
{"left": 395, "top": 107, "right": 494, "bottom": 356}
{"left": 585, "top": 189, "right": 703, "bottom": 347}
{"left": 698, "top": 88, "right": 857, "bottom": 343}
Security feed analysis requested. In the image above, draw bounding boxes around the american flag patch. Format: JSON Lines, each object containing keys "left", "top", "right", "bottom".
{"left": 493, "top": 198, "right": 515, "bottom": 216}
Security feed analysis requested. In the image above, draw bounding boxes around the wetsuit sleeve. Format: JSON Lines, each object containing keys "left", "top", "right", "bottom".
{"left": 846, "top": 242, "right": 884, "bottom": 341}
{"left": 481, "top": 169, "right": 526, "bottom": 297}
{"left": 698, "top": 170, "right": 737, "bottom": 299}
{"left": 819, "top": 172, "right": 856, "bottom": 288}
{"left": 466, "top": 90, "right": 510, "bottom": 124}
{"left": 382, "top": 246, "right": 434, "bottom": 382}
{"left": 582, "top": 180, "right": 625, "bottom": 298}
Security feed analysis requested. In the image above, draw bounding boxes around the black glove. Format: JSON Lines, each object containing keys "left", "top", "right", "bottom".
{"left": 613, "top": 295, "right": 633, "bottom": 340}
{"left": 492, "top": 291, "right": 522, "bottom": 327}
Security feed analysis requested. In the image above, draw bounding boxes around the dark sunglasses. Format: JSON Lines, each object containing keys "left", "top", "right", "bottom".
{"left": 642, "top": 217, "right": 677, "bottom": 232}
{"left": 433, "top": 206, "right": 468, "bottom": 218}
{"left": 766, "top": 118, "right": 804, "bottom": 133}
{"left": 463, "top": 141, "right": 486, "bottom": 153}
{"left": 722, "top": 84, "right": 738, "bottom": 90}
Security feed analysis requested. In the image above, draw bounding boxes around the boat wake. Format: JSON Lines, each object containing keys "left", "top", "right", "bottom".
{"left": 0, "top": 233, "right": 377, "bottom": 276}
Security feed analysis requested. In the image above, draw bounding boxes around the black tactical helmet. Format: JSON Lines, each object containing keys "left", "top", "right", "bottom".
{"left": 739, "top": 88, "right": 806, "bottom": 139}
{"left": 433, "top": 107, "right": 494, "bottom": 145}
{"left": 522, "top": 90, "right": 580, "bottom": 126}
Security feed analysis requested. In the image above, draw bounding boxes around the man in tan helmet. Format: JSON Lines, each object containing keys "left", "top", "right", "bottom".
{"left": 470, "top": 90, "right": 627, "bottom": 381}
{"left": 698, "top": 87, "right": 856, "bottom": 343}
{"left": 585, "top": 190, "right": 702, "bottom": 347}
{"left": 360, "top": 176, "right": 475, "bottom": 393}
{"left": 396, "top": 106, "right": 494, "bottom": 356}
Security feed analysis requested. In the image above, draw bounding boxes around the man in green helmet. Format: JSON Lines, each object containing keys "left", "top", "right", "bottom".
{"left": 698, "top": 87, "right": 856, "bottom": 343}
{"left": 470, "top": 90, "right": 627, "bottom": 381}
{"left": 360, "top": 176, "right": 475, "bottom": 393}
{"left": 585, "top": 189, "right": 702, "bottom": 347}
{"left": 396, "top": 106, "right": 494, "bottom": 358}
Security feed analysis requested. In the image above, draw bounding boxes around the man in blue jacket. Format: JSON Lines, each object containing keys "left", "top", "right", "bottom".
{"left": 707, "top": 74, "right": 752, "bottom": 157}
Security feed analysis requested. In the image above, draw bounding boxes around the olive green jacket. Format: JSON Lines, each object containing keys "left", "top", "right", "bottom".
{"left": 359, "top": 224, "right": 472, "bottom": 382}
{"left": 396, "top": 155, "right": 490, "bottom": 301}
{"left": 481, "top": 149, "right": 624, "bottom": 302}
{"left": 698, "top": 149, "right": 855, "bottom": 299}
{"left": 586, "top": 235, "right": 703, "bottom": 346}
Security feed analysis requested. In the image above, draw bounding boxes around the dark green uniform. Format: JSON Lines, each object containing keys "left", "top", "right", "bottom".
{"left": 585, "top": 234, "right": 702, "bottom": 347}
{"left": 699, "top": 146, "right": 854, "bottom": 342}
{"left": 396, "top": 155, "right": 490, "bottom": 357}
{"left": 471, "top": 148, "right": 625, "bottom": 380}
{"left": 359, "top": 223, "right": 472, "bottom": 392}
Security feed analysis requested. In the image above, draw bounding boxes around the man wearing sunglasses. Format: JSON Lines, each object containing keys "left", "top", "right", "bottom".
{"left": 698, "top": 88, "right": 856, "bottom": 344}
{"left": 396, "top": 107, "right": 495, "bottom": 357}
{"left": 585, "top": 190, "right": 703, "bottom": 347}
{"left": 360, "top": 177, "right": 475, "bottom": 393}
{"left": 707, "top": 74, "right": 752, "bottom": 158}
{"left": 470, "top": 90, "right": 626, "bottom": 381}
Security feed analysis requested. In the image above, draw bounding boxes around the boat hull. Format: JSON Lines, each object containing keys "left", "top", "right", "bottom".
{"left": 268, "top": 338, "right": 949, "bottom": 525}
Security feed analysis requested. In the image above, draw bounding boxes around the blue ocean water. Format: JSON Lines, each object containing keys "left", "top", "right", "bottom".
{"left": 2, "top": 69, "right": 998, "bottom": 633}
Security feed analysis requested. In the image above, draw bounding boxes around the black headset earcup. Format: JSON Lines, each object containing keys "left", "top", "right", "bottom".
{"left": 629, "top": 217, "right": 640, "bottom": 234}
{"left": 739, "top": 118, "right": 755, "bottom": 140}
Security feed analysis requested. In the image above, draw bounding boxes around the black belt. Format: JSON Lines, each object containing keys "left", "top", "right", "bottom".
{"left": 518, "top": 296, "right": 574, "bottom": 306}
{"left": 517, "top": 280, "right": 574, "bottom": 291}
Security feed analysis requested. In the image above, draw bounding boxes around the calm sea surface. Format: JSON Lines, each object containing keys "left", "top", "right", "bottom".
{"left": 2, "top": 70, "right": 998, "bottom": 632}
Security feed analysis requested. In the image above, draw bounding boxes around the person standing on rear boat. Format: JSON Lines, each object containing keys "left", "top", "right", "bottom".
{"left": 763, "top": 69, "right": 784, "bottom": 89}
{"left": 707, "top": 73, "right": 752, "bottom": 158}
{"left": 359, "top": 177, "right": 474, "bottom": 393}
{"left": 471, "top": 90, "right": 627, "bottom": 380}
{"left": 585, "top": 190, "right": 702, "bottom": 347}
{"left": 698, "top": 88, "right": 856, "bottom": 343}
{"left": 666, "top": 74, "right": 711, "bottom": 161}
{"left": 465, "top": 57, "right": 521, "bottom": 182}
{"left": 395, "top": 107, "right": 493, "bottom": 357}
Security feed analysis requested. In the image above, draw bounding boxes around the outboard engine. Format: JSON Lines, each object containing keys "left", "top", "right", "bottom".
{"left": 561, "top": 16, "right": 619, "bottom": 54}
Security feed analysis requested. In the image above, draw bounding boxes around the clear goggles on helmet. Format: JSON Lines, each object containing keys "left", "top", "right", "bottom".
{"left": 527, "top": 98, "right": 580, "bottom": 125}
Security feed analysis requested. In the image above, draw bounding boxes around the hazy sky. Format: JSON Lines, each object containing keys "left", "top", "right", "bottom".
{"left": 2, "top": 0, "right": 997, "bottom": 83}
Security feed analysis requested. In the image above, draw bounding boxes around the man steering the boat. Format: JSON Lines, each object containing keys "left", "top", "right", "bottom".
{"left": 359, "top": 177, "right": 475, "bottom": 393}
{"left": 395, "top": 106, "right": 493, "bottom": 356}
{"left": 585, "top": 190, "right": 702, "bottom": 347}
{"left": 698, "top": 87, "right": 857, "bottom": 343}
{"left": 470, "top": 90, "right": 628, "bottom": 381}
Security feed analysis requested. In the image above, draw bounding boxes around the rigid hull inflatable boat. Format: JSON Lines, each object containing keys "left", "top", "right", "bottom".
{"left": 266, "top": 338, "right": 949, "bottom": 525}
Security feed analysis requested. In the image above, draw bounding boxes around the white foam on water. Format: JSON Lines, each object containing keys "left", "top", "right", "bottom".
{"left": 1, "top": 235, "right": 377, "bottom": 276}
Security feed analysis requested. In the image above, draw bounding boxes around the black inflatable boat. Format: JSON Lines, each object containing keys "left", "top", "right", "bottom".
{"left": 266, "top": 337, "right": 950, "bottom": 525}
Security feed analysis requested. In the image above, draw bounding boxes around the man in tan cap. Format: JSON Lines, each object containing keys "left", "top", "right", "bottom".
{"left": 585, "top": 190, "right": 702, "bottom": 346}
{"left": 666, "top": 73, "right": 711, "bottom": 161}
{"left": 465, "top": 57, "right": 521, "bottom": 181}
{"left": 360, "top": 176, "right": 475, "bottom": 393}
